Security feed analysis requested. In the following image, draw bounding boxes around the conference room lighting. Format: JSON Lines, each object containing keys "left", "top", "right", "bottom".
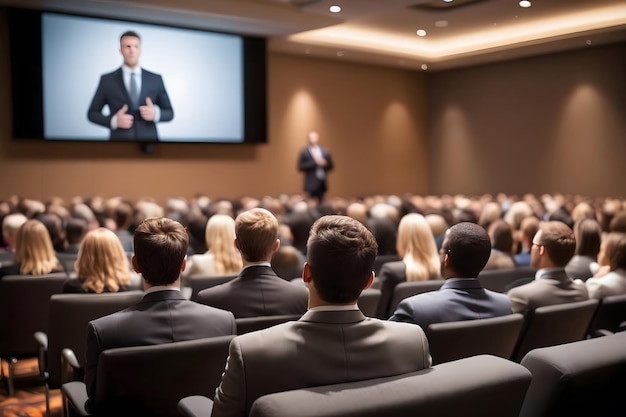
{"left": 519, "top": 1, "right": 531, "bottom": 8}
{"left": 329, "top": 5, "right": 341, "bottom": 13}
{"left": 416, "top": 29, "right": 427, "bottom": 37}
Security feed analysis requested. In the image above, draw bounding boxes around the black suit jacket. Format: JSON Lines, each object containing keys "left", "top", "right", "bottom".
{"left": 197, "top": 265, "right": 309, "bottom": 318}
{"left": 85, "top": 289, "right": 236, "bottom": 403}
{"left": 87, "top": 67, "right": 174, "bottom": 141}
{"left": 297, "top": 146, "right": 333, "bottom": 195}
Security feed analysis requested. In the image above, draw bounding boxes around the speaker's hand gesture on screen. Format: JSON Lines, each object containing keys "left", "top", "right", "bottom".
{"left": 139, "top": 97, "right": 156, "bottom": 121}
{"left": 116, "top": 105, "right": 134, "bottom": 129}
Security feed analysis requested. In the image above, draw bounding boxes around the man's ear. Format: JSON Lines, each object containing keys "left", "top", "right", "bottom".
{"left": 181, "top": 255, "right": 187, "bottom": 272}
{"left": 273, "top": 239, "right": 281, "bottom": 254}
{"left": 302, "top": 262, "right": 312, "bottom": 283}
{"left": 234, "top": 238, "right": 240, "bottom": 252}
{"left": 131, "top": 255, "right": 140, "bottom": 273}
{"left": 363, "top": 271, "right": 374, "bottom": 290}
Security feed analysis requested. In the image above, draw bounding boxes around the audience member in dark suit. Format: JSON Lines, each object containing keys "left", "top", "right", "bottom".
{"left": 297, "top": 130, "right": 333, "bottom": 202}
{"left": 514, "top": 216, "right": 540, "bottom": 266}
{"left": 376, "top": 213, "right": 441, "bottom": 318}
{"left": 87, "top": 31, "right": 174, "bottom": 141}
{"left": 197, "top": 208, "right": 308, "bottom": 318}
{"left": 211, "top": 215, "right": 431, "bottom": 417}
{"left": 84, "top": 217, "right": 236, "bottom": 407}
{"left": 484, "top": 219, "right": 516, "bottom": 270}
{"left": 389, "top": 222, "right": 512, "bottom": 328}
{"left": 507, "top": 221, "right": 588, "bottom": 315}
{"left": 62, "top": 228, "right": 134, "bottom": 294}
{"left": 64, "top": 217, "right": 89, "bottom": 254}
{"left": 565, "top": 218, "right": 602, "bottom": 281}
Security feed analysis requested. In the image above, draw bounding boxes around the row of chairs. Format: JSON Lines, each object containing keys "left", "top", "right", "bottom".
{"left": 60, "top": 331, "right": 626, "bottom": 417}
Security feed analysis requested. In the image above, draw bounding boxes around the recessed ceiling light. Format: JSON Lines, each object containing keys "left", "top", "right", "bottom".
{"left": 443, "top": 0, "right": 454, "bottom": 3}
{"left": 329, "top": 5, "right": 341, "bottom": 13}
{"left": 416, "top": 29, "right": 427, "bottom": 37}
{"left": 421, "top": 64, "right": 428, "bottom": 71}
{"left": 586, "top": 39, "right": 592, "bottom": 45}
{"left": 336, "top": 51, "right": 345, "bottom": 57}
{"left": 435, "top": 20, "right": 449, "bottom": 28}
{"left": 519, "top": 1, "right": 531, "bottom": 8}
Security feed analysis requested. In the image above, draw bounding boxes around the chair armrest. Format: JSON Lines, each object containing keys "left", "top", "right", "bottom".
{"left": 34, "top": 331, "right": 48, "bottom": 349}
{"left": 61, "top": 381, "right": 92, "bottom": 416}
{"left": 61, "top": 348, "right": 83, "bottom": 384}
{"left": 591, "top": 329, "right": 616, "bottom": 338}
{"left": 34, "top": 331, "right": 48, "bottom": 379}
{"left": 178, "top": 395, "right": 214, "bottom": 417}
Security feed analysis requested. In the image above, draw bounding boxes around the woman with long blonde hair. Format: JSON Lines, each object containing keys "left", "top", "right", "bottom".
{"left": 376, "top": 213, "right": 440, "bottom": 318}
{"left": 184, "top": 214, "right": 242, "bottom": 277}
{"left": 0, "top": 219, "right": 63, "bottom": 278}
{"left": 62, "top": 227, "right": 133, "bottom": 293}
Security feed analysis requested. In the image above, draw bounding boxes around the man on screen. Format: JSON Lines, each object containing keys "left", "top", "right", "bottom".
{"left": 87, "top": 31, "right": 173, "bottom": 141}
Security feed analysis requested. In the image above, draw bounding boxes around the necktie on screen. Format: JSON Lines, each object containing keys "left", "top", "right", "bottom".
{"left": 130, "top": 73, "right": 139, "bottom": 109}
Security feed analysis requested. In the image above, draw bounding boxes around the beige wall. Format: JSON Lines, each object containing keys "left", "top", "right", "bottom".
{"left": 428, "top": 42, "right": 626, "bottom": 197}
{"left": 0, "top": 10, "right": 428, "bottom": 203}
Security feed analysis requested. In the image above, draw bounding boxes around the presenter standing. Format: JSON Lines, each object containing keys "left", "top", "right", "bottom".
{"left": 87, "top": 31, "right": 174, "bottom": 141}
{"left": 297, "top": 130, "right": 334, "bottom": 202}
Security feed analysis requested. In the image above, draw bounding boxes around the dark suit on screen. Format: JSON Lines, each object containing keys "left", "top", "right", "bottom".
{"left": 87, "top": 67, "right": 173, "bottom": 141}
{"left": 297, "top": 145, "right": 333, "bottom": 200}
{"left": 211, "top": 308, "right": 431, "bottom": 417}
{"left": 389, "top": 278, "right": 512, "bottom": 329}
{"left": 84, "top": 289, "right": 236, "bottom": 403}
{"left": 197, "top": 265, "right": 309, "bottom": 318}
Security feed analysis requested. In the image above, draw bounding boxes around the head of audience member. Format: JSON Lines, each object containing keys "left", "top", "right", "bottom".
{"left": 518, "top": 216, "right": 540, "bottom": 252}
{"left": 272, "top": 245, "right": 304, "bottom": 280}
{"left": 478, "top": 201, "right": 503, "bottom": 230}
{"left": 573, "top": 218, "right": 602, "bottom": 259}
{"left": 235, "top": 208, "right": 280, "bottom": 264}
{"left": 132, "top": 217, "right": 188, "bottom": 289}
{"left": 2, "top": 212, "right": 28, "bottom": 251}
{"left": 424, "top": 213, "right": 449, "bottom": 249}
{"left": 571, "top": 201, "right": 596, "bottom": 223}
{"left": 597, "top": 232, "right": 626, "bottom": 272}
{"left": 396, "top": 213, "right": 440, "bottom": 282}
{"left": 304, "top": 215, "right": 377, "bottom": 307}
{"left": 205, "top": 214, "right": 242, "bottom": 274}
{"left": 75, "top": 228, "right": 132, "bottom": 293}
{"left": 531, "top": 221, "right": 576, "bottom": 269}
{"left": 36, "top": 212, "right": 67, "bottom": 253}
{"left": 440, "top": 222, "right": 491, "bottom": 279}
{"left": 609, "top": 211, "right": 626, "bottom": 234}
{"left": 488, "top": 219, "right": 514, "bottom": 254}
{"left": 66, "top": 218, "right": 89, "bottom": 251}
{"left": 14, "top": 219, "right": 61, "bottom": 275}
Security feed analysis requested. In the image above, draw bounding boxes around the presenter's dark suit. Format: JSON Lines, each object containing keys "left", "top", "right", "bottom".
{"left": 389, "top": 278, "right": 512, "bottom": 329}
{"left": 85, "top": 289, "right": 236, "bottom": 403}
{"left": 197, "top": 265, "right": 308, "bottom": 318}
{"left": 87, "top": 67, "right": 173, "bottom": 141}
{"left": 297, "top": 146, "right": 333, "bottom": 200}
{"left": 507, "top": 268, "right": 589, "bottom": 315}
{"left": 212, "top": 308, "right": 431, "bottom": 417}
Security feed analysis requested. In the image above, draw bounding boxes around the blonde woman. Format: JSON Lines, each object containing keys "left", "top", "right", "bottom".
{"left": 62, "top": 228, "right": 133, "bottom": 293}
{"left": 376, "top": 213, "right": 441, "bottom": 318}
{"left": 0, "top": 219, "right": 63, "bottom": 278}
{"left": 184, "top": 214, "right": 242, "bottom": 278}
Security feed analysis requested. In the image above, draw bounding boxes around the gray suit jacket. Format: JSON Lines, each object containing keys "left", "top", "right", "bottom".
{"left": 388, "top": 278, "right": 512, "bottom": 329}
{"left": 212, "top": 309, "right": 431, "bottom": 417}
{"left": 197, "top": 265, "right": 309, "bottom": 318}
{"left": 507, "top": 268, "right": 589, "bottom": 315}
{"left": 85, "top": 289, "right": 236, "bottom": 403}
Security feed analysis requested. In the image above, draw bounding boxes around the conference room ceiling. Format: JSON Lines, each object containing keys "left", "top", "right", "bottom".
{"left": 4, "top": 0, "right": 626, "bottom": 71}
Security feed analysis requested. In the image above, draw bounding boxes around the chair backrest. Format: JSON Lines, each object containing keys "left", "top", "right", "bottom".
{"left": 95, "top": 335, "right": 235, "bottom": 417}
{"left": 426, "top": 313, "right": 525, "bottom": 365}
{"left": 477, "top": 265, "right": 536, "bottom": 293}
{"left": 0, "top": 273, "right": 68, "bottom": 357}
{"left": 46, "top": 291, "right": 145, "bottom": 388}
{"left": 249, "top": 355, "right": 532, "bottom": 417}
{"left": 387, "top": 280, "right": 444, "bottom": 317}
{"left": 586, "top": 293, "right": 626, "bottom": 336}
{"left": 0, "top": 250, "right": 15, "bottom": 267}
{"left": 357, "top": 288, "right": 380, "bottom": 317}
{"left": 519, "top": 331, "right": 626, "bottom": 417}
{"left": 235, "top": 314, "right": 302, "bottom": 335}
{"left": 56, "top": 252, "right": 79, "bottom": 275}
{"left": 513, "top": 298, "right": 599, "bottom": 361}
{"left": 188, "top": 274, "right": 237, "bottom": 301}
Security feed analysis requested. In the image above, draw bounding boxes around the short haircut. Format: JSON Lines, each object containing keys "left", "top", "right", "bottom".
{"left": 306, "top": 215, "right": 378, "bottom": 303}
{"left": 604, "top": 232, "right": 626, "bottom": 271}
{"left": 520, "top": 216, "right": 540, "bottom": 242}
{"left": 235, "top": 208, "right": 278, "bottom": 262}
{"left": 442, "top": 222, "right": 491, "bottom": 278}
{"left": 133, "top": 217, "right": 188, "bottom": 286}
{"left": 488, "top": 219, "right": 513, "bottom": 253}
{"left": 573, "top": 218, "right": 602, "bottom": 257}
{"left": 120, "top": 30, "right": 141, "bottom": 43}
{"left": 536, "top": 221, "right": 576, "bottom": 267}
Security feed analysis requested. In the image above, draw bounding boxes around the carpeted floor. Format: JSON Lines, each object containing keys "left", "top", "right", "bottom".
{"left": 0, "top": 358, "right": 62, "bottom": 417}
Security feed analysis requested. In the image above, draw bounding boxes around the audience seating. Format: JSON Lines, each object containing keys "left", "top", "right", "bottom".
{"left": 586, "top": 293, "right": 626, "bottom": 337}
{"left": 56, "top": 252, "right": 79, "bottom": 276}
{"left": 235, "top": 314, "right": 302, "bottom": 335}
{"left": 186, "top": 274, "right": 237, "bottom": 302}
{"left": 34, "top": 291, "right": 144, "bottom": 413}
{"left": 0, "top": 250, "right": 14, "bottom": 267}
{"left": 178, "top": 354, "right": 532, "bottom": 417}
{"left": 519, "top": 331, "right": 626, "bottom": 417}
{"left": 357, "top": 288, "right": 380, "bottom": 317}
{"left": 62, "top": 335, "right": 235, "bottom": 417}
{"left": 477, "top": 265, "right": 536, "bottom": 293}
{"left": 0, "top": 272, "right": 68, "bottom": 396}
{"left": 513, "top": 299, "right": 599, "bottom": 362}
{"left": 385, "top": 279, "right": 444, "bottom": 318}
{"left": 426, "top": 313, "right": 524, "bottom": 365}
